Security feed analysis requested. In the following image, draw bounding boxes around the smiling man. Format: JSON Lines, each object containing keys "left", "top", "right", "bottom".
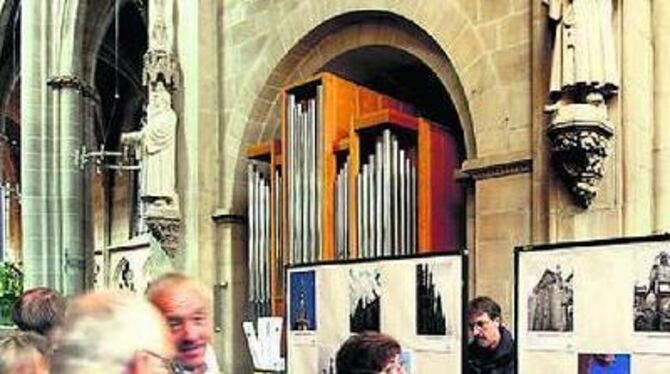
{"left": 148, "top": 273, "right": 220, "bottom": 374}
{"left": 466, "top": 296, "right": 515, "bottom": 374}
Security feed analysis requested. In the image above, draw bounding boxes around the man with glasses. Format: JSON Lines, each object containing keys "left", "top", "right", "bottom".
{"left": 50, "top": 291, "right": 179, "bottom": 374}
{"left": 466, "top": 296, "right": 515, "bottom": 374}
{"left": 335, "top": 331, "right": 406, "bottom": 374}
{"left": 148, "top": 273, "right": 220, "bottom": 374}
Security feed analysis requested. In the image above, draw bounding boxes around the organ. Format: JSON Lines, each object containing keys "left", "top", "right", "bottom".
{"left": 246, "top": 73, "right": 463, "bottom": 317}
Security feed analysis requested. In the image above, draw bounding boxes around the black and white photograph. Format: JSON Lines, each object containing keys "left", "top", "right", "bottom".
{"left": 527, "top": 263, "right": 574, "bottom": 332}
{"left": 349, "top": 266, "right": 381, "bottom": 333}
{"left": 633, "top": 248, "right": 670, "bottom": 332}
{"left": 416, "top": 263, "right": 447, "bottom": 335}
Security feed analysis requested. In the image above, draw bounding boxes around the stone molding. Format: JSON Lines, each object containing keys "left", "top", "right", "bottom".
{"left": 212, "top": 209, "right": 246, "bottom": 225}
{"left": 46, "top": 75, "right": 99, "bottom": 101}
{"left": 459, "top": 152, "right": 533, "bottom": 181}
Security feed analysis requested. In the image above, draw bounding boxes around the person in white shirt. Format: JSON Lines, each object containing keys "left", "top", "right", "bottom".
{"left": 148, "top": 273, "right": 220, "bottom": 374}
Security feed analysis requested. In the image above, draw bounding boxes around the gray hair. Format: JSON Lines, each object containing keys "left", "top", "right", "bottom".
{"left": 146, "top": 272, "right": 212, "bottom": 307}
{"left": 50, "top": 291, "right": 172, "bottom": 374}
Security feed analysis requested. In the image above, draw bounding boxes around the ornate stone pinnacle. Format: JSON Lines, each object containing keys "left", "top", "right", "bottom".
{"left": 143, "top": 49, "right": 180, "bottom": 90}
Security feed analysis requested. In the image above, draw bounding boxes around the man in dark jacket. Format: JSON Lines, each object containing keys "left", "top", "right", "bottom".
{"left": 466, "top": 296, "right": 515, "bottom": 374}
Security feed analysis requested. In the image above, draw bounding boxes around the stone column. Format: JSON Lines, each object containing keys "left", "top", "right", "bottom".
{"left": 21, "top": 0, "right": 55, "bottom": 288}
{"left": 622, "top": 0, "right": 654, "bottom": 235}
{"left": 654, "top": 0, "right": 670, "bottom": 232}
{"left": 21, "top": 2, "right": 87, "bottom": 293}
{"left": 55, "top": 83, "right": 87, "bottom": 295}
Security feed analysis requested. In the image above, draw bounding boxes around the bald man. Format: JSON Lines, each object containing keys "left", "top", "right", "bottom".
{"left": 147, "top": 273, "right": 219, "bottom": 374}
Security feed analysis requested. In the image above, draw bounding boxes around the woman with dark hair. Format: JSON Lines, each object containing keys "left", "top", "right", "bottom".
{"left": 336, "top": 331, "right": 405, "bottom": 374}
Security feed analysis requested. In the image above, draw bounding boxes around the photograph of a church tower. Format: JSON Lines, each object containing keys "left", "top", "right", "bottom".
{"left": 349, "top": 266, "right": 381, "bottom": 333}
{"left": 416, "top": 263, "right": 447, "bottom": 335}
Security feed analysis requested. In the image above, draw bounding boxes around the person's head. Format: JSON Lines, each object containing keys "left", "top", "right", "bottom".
{"left": 147, "top": 273, "right": 212, "bottom": 372}
{"left": 336, "top": 331, "right": 405, "bottom": 374}
{"left": 467, "top": 296, "right": 502, "bottom": 350}
{"left": 591, "top": 354, "right": 616, "bottom": 366}
{"left": 0, "top": 331, "right": 49, "bottom": 374}
{"left": 12, "top": 287, "right": 66, "bottom": 338}
{"left": 50, "top": 291, "right": 175, "bottom": 374}
{"left": 660, "top": 252, "right": 669, "bottom": 265}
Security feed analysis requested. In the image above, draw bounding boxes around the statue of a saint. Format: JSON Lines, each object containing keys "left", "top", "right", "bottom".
{"left": 121, "top": 81, "right": 177, "bottom": 209}
{"left": 543, "top": 0, "right": 618, "bottom": 109}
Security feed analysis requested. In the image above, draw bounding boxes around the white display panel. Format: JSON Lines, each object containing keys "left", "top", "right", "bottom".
{"left": 287, "top": 253, "right": 464, "bottom": 374}
{"left": 517, "top": 236, "right": 670, "bottom": 373}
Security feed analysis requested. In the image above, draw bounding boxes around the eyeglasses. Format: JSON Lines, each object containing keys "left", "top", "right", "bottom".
{"left": 142, "top": 350, "right": 185, "bottom": 374}
{"left": 468, "top": 316, "right": 494, "bottom": 332}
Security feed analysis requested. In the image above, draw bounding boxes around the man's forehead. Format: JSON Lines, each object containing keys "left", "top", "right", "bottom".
{"left": 155, "top": 287, "right": 208, "bottom": 313}
{"left": 468, "top": 312, "right": 491, "bottom": 322}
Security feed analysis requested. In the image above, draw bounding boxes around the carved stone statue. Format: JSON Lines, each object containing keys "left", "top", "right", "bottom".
{"left": 543, "top": 0, "right": 619, "bottom": 208}
{"left": 544, "top": 0, "right": 618, "bottom": 110}
{"left": 121, "top": 81, "right": 177, "bottom": 211}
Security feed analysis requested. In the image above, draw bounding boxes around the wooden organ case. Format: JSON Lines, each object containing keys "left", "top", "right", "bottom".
{"left": 246, "top": 73, "right": 463, "bottom": 317}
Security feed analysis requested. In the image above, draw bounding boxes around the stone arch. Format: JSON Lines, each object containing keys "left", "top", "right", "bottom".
{"left": 225, "top": 7, "right": 499, "bottom": 213}
{"left": 239, "top": 10, "right": 480, "bottom": 155}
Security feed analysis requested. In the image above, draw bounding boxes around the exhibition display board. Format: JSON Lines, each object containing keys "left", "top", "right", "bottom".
{"left": 516, "top": 234, "right": 670, "bottom": 374}
{"left": 286, "top": 252, "right": 466, "bottom": 373}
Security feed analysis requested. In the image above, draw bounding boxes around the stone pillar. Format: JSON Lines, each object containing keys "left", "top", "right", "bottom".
{"left": 622, "top": 0, "right": 654, "bottom": 235}
{"left": 21, "top": 0, "right": 59, "bottom": 289}
{"left": 653, "top": 0, "right": 670, "bottom": 232}
{"left": 56, "top": 84, "right": 87, "bottom": 295}
{"left": 21, "top": 2, "right": 87, "bottom": 293}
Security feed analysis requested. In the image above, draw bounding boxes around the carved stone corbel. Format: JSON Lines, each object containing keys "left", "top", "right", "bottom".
{"left": 145, "top": 213, "right": 181, "bottom": 257}
{"left": 547, "top": 103, "right": 613, "bottom": 208}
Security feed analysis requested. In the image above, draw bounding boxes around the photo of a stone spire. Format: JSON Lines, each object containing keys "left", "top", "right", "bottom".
{"left": 349, "top": 266, "right": 381, "bottom": 333}
{"left": 290, "top": 270, "right": 316, "bottom": 331}
{"left": 527, "top": 264, "right": 574, "bottom": 332}
{"left": 416, "top": 263, "right": 446, "bottom": 335}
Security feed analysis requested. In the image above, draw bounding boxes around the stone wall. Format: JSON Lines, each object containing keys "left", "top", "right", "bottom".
{"left": 213, "top": 0, "right": 534, "bottom": 364}
{"left": 148, "top": 0, "right": 670, "bottom": 371}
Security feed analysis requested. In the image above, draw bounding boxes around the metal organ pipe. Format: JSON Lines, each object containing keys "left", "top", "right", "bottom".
{"left": 287, "top": 88, "right": 322, "bottom": 264}
{"left": 247, "top": 163, "right": 273, "bottom": 316}
{"left": 356, "top": 129, "right": 417, "bottom": 259}
{"left": 335, "top": 157, "right": 350, "bottom": 259}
